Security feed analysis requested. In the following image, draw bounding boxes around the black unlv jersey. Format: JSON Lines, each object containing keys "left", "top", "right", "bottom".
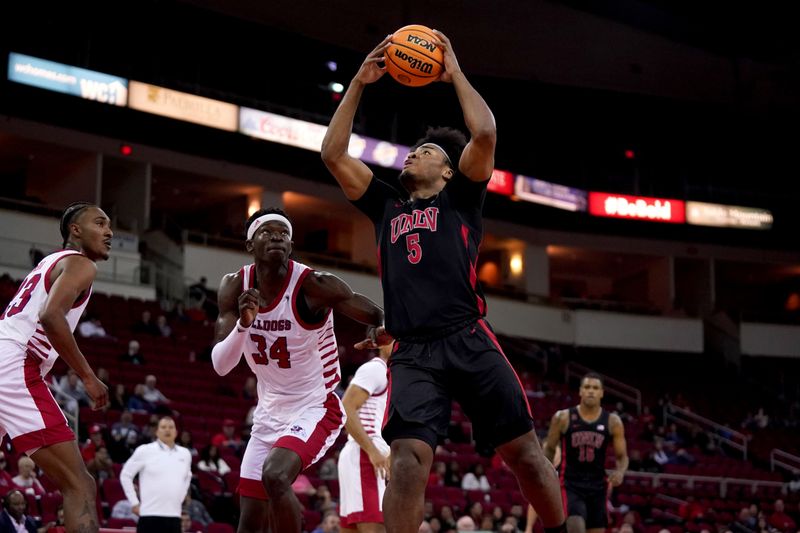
{"left": 561, "top": 407, "right": 611, "bottom": 488}
{"left": 352, "top": 174, "right": 488, "bottom": 339}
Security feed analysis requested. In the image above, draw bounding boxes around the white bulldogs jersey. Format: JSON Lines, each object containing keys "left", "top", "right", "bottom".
{"left": 347, "top": 357, "right": 388, "bottom": 444}
{"left": 0, "top": 250, "right": 92, "bottom": 376}
{"left": 240, "top": 260, "right": 341, "bottom": 426}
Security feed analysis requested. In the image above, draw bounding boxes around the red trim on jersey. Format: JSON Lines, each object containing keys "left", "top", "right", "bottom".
{"left": 291, "top": 268, "right": 332, "bottom": 331}
{"left": 325, "top": 375, "right": 341, "bottom": 390}
{"left": 341, "top": 449, "right": 384, "bottom": 527}
{"left": 477, "top": 320, "right": 532, "bottom": 417}
{"left": 12, "top": 353, "right": 73, "bottom": 453}
{"left": 461, "top": 224, "right": 486, "bottom": 316}
{"left": 257, "top": 261, "right": 295, "bottom": 312}
{"left": 274, "top": 393, "right": 343, "bottom": 469}
{"left": 31, "top": 335, "right": 51, "bottom": 351}
{"left": 559, "top": 438, "right": 568, "bottom": 515}
{"left": 238, "top": 477, "right": 268, "bottom": 501}
{"left": 72, "top": 286, "right": 92, "bottom": 309}
{"left": 43, "top": 251, "right": 83, "bottom": 293}
{"left": 460, "top": 224, "right": 469, "bottom": 248}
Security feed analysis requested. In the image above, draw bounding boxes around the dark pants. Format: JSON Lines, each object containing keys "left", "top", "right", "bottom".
{"left": 137, "top": 516, "right": 181, "bottom": 533}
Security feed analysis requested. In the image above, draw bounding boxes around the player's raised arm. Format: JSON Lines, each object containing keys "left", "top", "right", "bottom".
{"left": 210, "top": 272, "right": 257, "bottom": 376}
{"left": 40, "top": 255, "right": 107, "bottom": 408}
{"left": 321, "top": 36, "right": 391, "bottom": 200}
{"left": 432, "top": 30, "right": 497, "bottom": 182}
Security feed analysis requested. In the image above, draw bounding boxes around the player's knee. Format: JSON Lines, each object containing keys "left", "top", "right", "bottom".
{"left": 390, "top": 451, "right": 427, "bottom": 488}
{"left": 261, "top": 464, "right": 292, "bottom": 498}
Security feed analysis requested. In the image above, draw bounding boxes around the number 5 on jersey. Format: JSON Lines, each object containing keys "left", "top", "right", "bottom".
{"left": 249, "top": 334, "right": 291, "bottom": 368}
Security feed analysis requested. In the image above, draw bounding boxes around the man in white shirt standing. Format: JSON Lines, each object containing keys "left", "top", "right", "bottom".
{"left": 120, "top": 417, "right": 192, "bottom": 533}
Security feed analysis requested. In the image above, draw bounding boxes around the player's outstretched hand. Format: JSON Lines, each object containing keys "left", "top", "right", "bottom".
{"left": 238, "top": 288, "right": 260, "bottom": 327}
{"left": 85, "top": 374, "right": 109, "bottom": 410}
{"left": 355, "top": 35, "right": 391, "bottom": 85}
{"left": 354, "top": 325, "right": 393, "bottom": 350}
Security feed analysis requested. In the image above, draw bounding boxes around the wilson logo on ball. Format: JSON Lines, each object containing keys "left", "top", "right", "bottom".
{"left": 393, "top": 49, "right": 435, "bottom": 74}
{"left": 384, "top": 24, "right": 444, "bottom": 87}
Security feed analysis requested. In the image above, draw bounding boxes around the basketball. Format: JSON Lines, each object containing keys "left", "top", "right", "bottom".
{"left": 384, "top": 25, "right": 444, "bottom": 87}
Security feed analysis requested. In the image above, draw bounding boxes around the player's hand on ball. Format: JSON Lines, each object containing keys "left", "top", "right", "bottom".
{"left": 238, "top": 288, "right": 260, "bottom": 327}
{"left": 356, "top": 36, "right": 391, "bottom": 85}
{"left": 431, "top": 29, "right": 461, "bottom": 83}
{"left": 354, "top": 325, "right": 393, "bottom": 350}
{"left": 608, "top": 470, "right": 625, "bottom": 487}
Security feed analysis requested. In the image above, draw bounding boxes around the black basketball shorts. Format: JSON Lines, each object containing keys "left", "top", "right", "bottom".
{"left": 382, "top": 319, "right": 534, "bottom": 451}
{"left": 564, "top": 482, "right": 609, "bottom": 529}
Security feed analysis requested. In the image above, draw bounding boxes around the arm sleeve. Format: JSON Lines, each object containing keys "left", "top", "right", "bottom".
{"left": 211, "top": 321, "right": 250, "bottom": 376}
{"left": 120, "top": 447, "right": 146, "bottom": 506}
{"left": 350, "top": 176, "right": 401, "bottom": 224}
{"left": 349, "top": 360, "right": 387, "bottom": 396}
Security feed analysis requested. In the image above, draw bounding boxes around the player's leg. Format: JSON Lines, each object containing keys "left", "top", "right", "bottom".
{"left": 453, "top": 320, "right": 565, "bottom": 530}
{"left": 583, "top": 490, "right": 608, "bottom": 533}
{"left": 564, "top": 489, "right": 588, "bottom": 533}
{"left": 340, "top": 441, "right": 387, "bottom": 533}
{"left": 238, "top": 496, "right": 269, "bottom": 533}
{"left": 238, "top": 433, "right": 274, "bottom": 533}
{"left": 567, "top": 516, "right": 587, "bottom": 533}
{"left": 356, "top": 523, "right": 386, "bottom": 532}
{"left": 383, "top": 436, "right": 434, "bottom": 533}
{"left": 262, "top": 447, "right": 303, "bottom": 533}
{"left": 32, "top": 441, "right": 99, "bottom": 532}
{"left": 382, "top": 341, "right": 450, "bottom": 533}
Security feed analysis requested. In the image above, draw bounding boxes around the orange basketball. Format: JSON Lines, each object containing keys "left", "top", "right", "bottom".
{"left": 384, "top": 25, "right": 444, "bottom": 87}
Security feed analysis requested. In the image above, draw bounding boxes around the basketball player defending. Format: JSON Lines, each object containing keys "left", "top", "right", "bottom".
{"left": 0, "top": 202, "right": 111, "bottom": 532}
{"left": 339, "top": 342, "right": 393, "bottom": 533}
{"left": 542, "top": 374, "right": 629, "bottom": 533}
{"left": 321, "top": 31, "right": 566, "bottom": 533}
{"left": 211, "top": 208, "right": 389, "bottom": 533}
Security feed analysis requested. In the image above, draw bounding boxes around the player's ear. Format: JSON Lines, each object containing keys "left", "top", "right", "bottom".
{"left": 442, "top": 166, "right": 454, "bottom": 182}
{"left": 245, "top": 240, "right": 254, "bottom": 253}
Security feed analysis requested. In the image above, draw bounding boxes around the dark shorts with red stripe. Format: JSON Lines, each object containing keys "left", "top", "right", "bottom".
{"left": 382, "top": 319, "right": 533, "bottom": 451}
{"left": 563, "top": 482, "right": 609, "bottom": 529}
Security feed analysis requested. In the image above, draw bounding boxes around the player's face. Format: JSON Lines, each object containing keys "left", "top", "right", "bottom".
{"left": 579, "top": 378, "right": 604, "bottom": 406}
{"left": 73, "top": 207, "right": 113, "bottom": 261}
{"left": 157, "top": 418, "right": 177, "bottom": 445}
{"left": 399, "top": 144, "right": 453, "bottom": 191}
{"left": 247, "top": 221, "right": 291, "bottom": 263}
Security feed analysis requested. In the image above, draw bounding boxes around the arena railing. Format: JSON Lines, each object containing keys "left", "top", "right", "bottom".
{"left": 663, "top": 403, "right": 748, "bottom": 460}
{"left": 624, "top": 470, "right": 787, "bottom": 499}
{"left": 770, "top": 448, "right": 800, "bottom": 475}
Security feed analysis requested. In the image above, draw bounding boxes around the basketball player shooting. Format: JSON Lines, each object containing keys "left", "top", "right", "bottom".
{"left": 211, "top": 208, "right": 390, "bottom": 533}
{"left": 321, "top": 31, "right": 567, "bottom": 533}
{"left": 0, "top": 202, "right": 112, "bottom": 533}
{"left": 542, "top": 374, "right": 629, "bottom": 533}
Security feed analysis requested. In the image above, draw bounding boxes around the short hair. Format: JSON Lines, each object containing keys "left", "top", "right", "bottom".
{"left": 59, "top": 202, "right": 95, "bottom": 247}
{"left": 3, "top": 489, "right": 24, "bottom": 508}
{"left": 412, "top": 126, "right": 468, "bottom": 169}
{"left": 158, "top": 416, "right": 176, "bottom": 426}
{"left": 244, "top": 207, "right": 291, "bottom": 238}
{"left": 581, "top": 373, "right": 604, "bottom": 387}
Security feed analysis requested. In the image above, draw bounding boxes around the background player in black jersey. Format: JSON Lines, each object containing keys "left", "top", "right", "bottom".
{"left": 322, "top": 32, "right": 566, "bottom": 533}
{"left": 543, "top": 374, "right": 629, "bottom": 533}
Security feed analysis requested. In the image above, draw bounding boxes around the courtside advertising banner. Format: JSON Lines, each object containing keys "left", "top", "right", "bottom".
{"left": 8, "top": 52, "right": 128, "bottom": 106}
{"left": 686, "top": 201, "right": 773, "bottom": 230}
{"left": 128, "top": 81, "right": 238, "bottom": 131}
{"left": 515, "top": 175, "right": 588, "bottom": 211}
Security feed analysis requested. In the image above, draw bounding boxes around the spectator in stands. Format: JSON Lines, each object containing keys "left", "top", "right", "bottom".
{"left": 428, "top": 461, "right": 447, "bottom": 486}
{"left": 467, "top": 502, "right": 483, "bottom": 527}
{"left": 440, "top": 505, "right": 458, "bottom": 531}
{"left": 182, "top": 493, "right": 212, "bottom": 527}
{"left": 120, "top": 339, "right": 146, "bottom": 365}
{"left": 241, "top": 375, "right": 257, "bottom": 400}
{"left": 478, "top": 515, "right": 494, "bottom": 530}
{"left": 170, "top": 301, "right": 190, "bottom": 324}
{"left": 196, "top": 445, "right": 231, "bottom": 476}
{"left": 86, "top": 447, "right": 115, "bottom": 482}
{"left": 210, "top": 419, "right": 243, "bottom": 453}
{"left": 127, "top": 384, "right": 155, "bottom": 414}
{"left": 142, "top": 375, "right": 170, "bottom": 406}
{"left": 110, "top": 410, "right": 140, "bottom": 461}
{"left": 310, "top": 511, "right": 341, "bottom": 533}
{"left": 501, "top": 515, "right": 523, "bottom": 533}
{"left": 768, "top": 500, "right": 796, "bottom": 532}
{"left": 639, "top": 406, "right": 655, "bottom": 426}
{"left": 188, "top": 278, "right": 208, "bottom": 308}
{"left": 132, "top": 310, "right": 160, "bottom": 336}
{"left": 732, "top": 507, "right": 755, "bottom": 533}
{"left": 0, "top": 452, "right": 13, "bottom": 496}
{"left": 664, "top": 423, "right": 683, "bottom": 446}
{"left": 651, "top": 440, "right": 671, "bottom": 468}
{"left": 110, "top": 383, "right": 129, "bottom": 411}
{"left": 754, "top": 408, "right": 770, "bottom": 429}
{"left": 291, "top": 473, "right": 317, "bottom": 497}
{"left": 57, "top": 369, "right": 91, "bottom": 408}
{"left": 445, "top": 460, "right": 462, "bottom": 487}
{"left": 313, "top": 485, "right": 336, "bottom": 515}
{"left": 0, "top": 490, "right": 37, "bottom": 533}
{"left": 461, "top": 463, "right": 491, "bottom": 491}
{"left": 456, "top": 515, "right": 476, "bottom": 531}
{"left": 81, "top": 424, "right": 106, "bottom": 462}
{"left": 139, "top": 415, "right": 160, "bottom": 444}
{"left": 428, "top": 517, "right": 442, "bottom": 533}
{"left": 679, "top": 496, "right": 707, "bottom": 522}
{"left": 178, "top": 431, "right": 198, "bottom": 458}
{"left": 29, "top": 246, "right": 45, "bottom": 267}
{"left": 111, "top": 498, "right": 139, "bottom": 523}
{"left": 11, "top": 457, "right": 45, "bottom": 497}
{"left": 155, "top": 315, "right": 172, "bottom": 338}
{"left": 78, "top": 312, "right": 110, "bottom": 338}
{"left": 318, "top": 456, "right": 338, "bottom": 480}
{"left": 418, "top": 521, "right": 433, "bottom": 533}
{"left": 618, "top": 525, "right": 635, "bottom": 533}
{"left": 491, "top": 506, "right": 505, "bottom": 530}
